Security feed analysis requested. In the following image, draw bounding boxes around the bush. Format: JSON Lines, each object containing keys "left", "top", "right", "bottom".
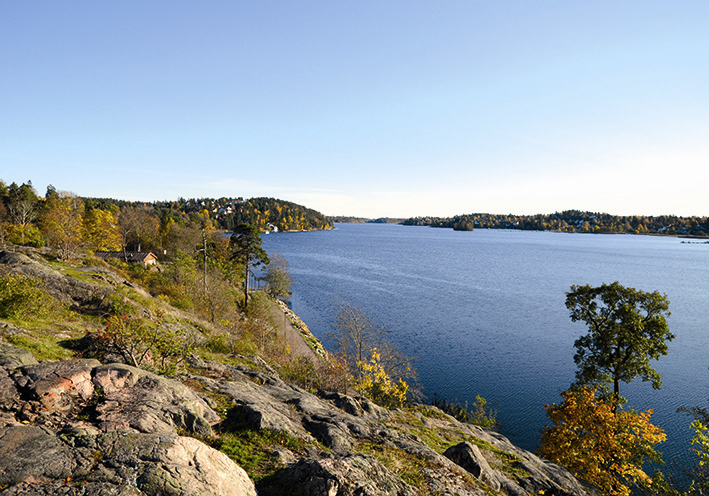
{"left": 278, "top": 356, "right": 319, "bottom": 391}
{"left": 5, "top": 225, "right": 44, "bottom": 247}
{"left": 85, "top": 311, "right": 195, "bottom": 374}
{"left": 355, "top": 349, "right": 409, "bottom": 408}
{"left": 204, "top": 325, "right": 257, "bottom": 357}
{"left": 429, "top": 394, "right": 498, "bottom": 430}
{"left": 0, "top": 274, "right": 59, "bottom": 320}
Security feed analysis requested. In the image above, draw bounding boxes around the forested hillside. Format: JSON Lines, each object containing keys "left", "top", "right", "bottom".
{"left": 403, "top": 210, "right": 709, "bottom": 236}
{"left": 0, "top": 180, "right": 332, "bottom": 257}
{"left": 175, "top": 196, "right": 333, "bottom": 232}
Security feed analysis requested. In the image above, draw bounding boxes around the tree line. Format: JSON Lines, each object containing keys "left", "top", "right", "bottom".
{"left": 403, "top": 210, "right": 709, "bottom": 236}
{"left": 0, "top": 180, "right": 332, "bottom": 257}
{"left": 175, "top": 196, "right": 333, "bottom": 232}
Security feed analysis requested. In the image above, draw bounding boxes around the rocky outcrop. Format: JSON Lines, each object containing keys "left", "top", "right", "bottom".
{"left": 0, "top": 427, "right": 254, "bottom": 496}
{"left": 184, "top": 355, "right": 598, "bottom": 496}
{"left": 444, "top": 441, "right": 501, "bottom": 491}
{"left": 0, "top": 250, "right": 115, "bottom": 314}
{"left": 0, "top": 345, "right": 256, "bottom": 496}
{"left": 0, "top": 341, "right": 597, "bottom": 496}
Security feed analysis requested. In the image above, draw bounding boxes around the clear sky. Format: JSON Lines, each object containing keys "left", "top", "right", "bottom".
{"left": 1, "top": 1, "right": 707, "bottom": 218}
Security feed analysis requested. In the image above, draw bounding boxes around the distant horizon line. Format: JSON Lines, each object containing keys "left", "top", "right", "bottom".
{"left": 325, "top": 210, "right": 708, "bottom": 220}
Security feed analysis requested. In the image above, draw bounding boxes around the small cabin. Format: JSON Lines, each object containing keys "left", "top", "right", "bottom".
{"left": 95, "top": 251, "right": 159, "bottom": 267}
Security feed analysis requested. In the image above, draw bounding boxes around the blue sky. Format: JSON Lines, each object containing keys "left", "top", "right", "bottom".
{"left": 1, "top": 1, "right": 707, "bottom": 218}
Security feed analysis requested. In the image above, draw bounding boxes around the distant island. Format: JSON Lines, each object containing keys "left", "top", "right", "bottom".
{"left": 328, "top": 216, "right": 405, "bottom": 224}
{"left": 401, "top": 210, "right": 709, "bottom": 237}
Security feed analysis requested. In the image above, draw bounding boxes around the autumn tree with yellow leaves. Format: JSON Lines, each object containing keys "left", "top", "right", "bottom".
{"left": 354, "top": 349, "right": 409, "bottom": 409}
{"left": 538, "top": 387, "right": 666, "bottom": 496}
{"left": 41, "top": 192, "right": 86, "bottom": 260}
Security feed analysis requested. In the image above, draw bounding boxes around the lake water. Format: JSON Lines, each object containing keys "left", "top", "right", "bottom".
{"left": 261, "top": 223, "right": 709, "bottom": 476}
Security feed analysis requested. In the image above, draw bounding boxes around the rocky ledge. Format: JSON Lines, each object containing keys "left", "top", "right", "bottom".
{"left": 0, "top": 342, "right": 597, "bottom": 496}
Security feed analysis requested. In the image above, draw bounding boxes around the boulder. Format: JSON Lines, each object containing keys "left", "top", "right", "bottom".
{"left": 443, "top": 441, "right": 501, "bottom": 491}
{"left": 14, "top": 359, "right": 99, "bottom": 412}
{"left": 266, "top": 455, "right": 417, "bottom": 496}
{"left": 91, "top": 363, "right": 220, "bottom": 436}
{"left": 0, "top": 342, "right": 38, "bottom": 369}
{"left": 218, "top": 377, "right": 315, "bottom": 441}
{"left": 0, "top": 426, "right": 257, "bottom": 496}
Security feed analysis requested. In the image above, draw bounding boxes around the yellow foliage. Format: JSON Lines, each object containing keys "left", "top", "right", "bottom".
{"left": 84, "top": 208, "right": 121, "bottom": 251}
{"left": 355, "top": 349, "right": 409, "bottom": 409}
{"left": 538, "top": 387, "right": 666, "bottom": 496}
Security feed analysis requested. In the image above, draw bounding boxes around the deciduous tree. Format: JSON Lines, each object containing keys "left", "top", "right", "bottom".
{"left": 355, "top": 349, "right": 409, "bottom": 408}
{"left": 84, "top": 205, "right": 121, "bottom": 252}
{"left": 328, "top": 304, "right": 383, "bottom": 381}
{"left": 263, "top": 251, "right": 293, "bottom": 300}
{"left": 328, "top": 304, "right": 417, "bottom": 388}
{"left": 41, "top": 193, "right": 85, "bottom": 260}
{"left": 0, "top": 201, "right": 7, "bottom": 248}
{"left": 566, "top": 281, "right": 673, "bottom": 411}
{"left": 538, "top": 387, "right": 666, "bottom": 496}
{"left": 118, "top": 206, "right": 160, "bottom": 255}
{"left": 8, "top": 199, "right": 38, "bottom": 246}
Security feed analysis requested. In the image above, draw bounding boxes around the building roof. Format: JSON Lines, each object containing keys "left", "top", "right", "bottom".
{"left": 95, "top": 251, "right": 158, "bottom": 263}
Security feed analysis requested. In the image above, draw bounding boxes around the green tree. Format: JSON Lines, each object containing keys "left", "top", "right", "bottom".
{"left": 229, "top": 223, "right": 269, "bottom": 309}
{"left": 263, "top": 251, "right": 293, "bottom": 300}
{"left": 566, "top": 281, "right": 673, "bottom": 411}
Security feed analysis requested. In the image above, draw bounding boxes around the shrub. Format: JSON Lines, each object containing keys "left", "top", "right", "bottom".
{"left": 0, "top": 274, "right": 58, "bottom": 320}
{"left": 355, "top": 349, "right": 409, "bottom": 408}
{"left": 86, "top": 311, "right": 195, "bottom": 374}
{"left": 278, "top": 356, "right": 319, "bottom": 391}
{"left": 5, "top": 224, "right": 44, "bottom": 247}
{"left": 429, "top": 394, "right": 498, "bottom": 430}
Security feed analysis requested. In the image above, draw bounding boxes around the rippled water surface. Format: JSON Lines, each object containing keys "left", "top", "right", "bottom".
{"left": 262, "top": 223, "right": 709, "bottom": 473}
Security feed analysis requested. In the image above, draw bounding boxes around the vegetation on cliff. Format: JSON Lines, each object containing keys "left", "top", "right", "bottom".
{"left": 10, "top": 177, "right": 708, "bottom": 493}
{"left": 0, "top": 180, "right": 600, "bottom": 494}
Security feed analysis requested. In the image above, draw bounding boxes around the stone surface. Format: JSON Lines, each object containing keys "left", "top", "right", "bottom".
{"left": 0, "top": 345, "right": 257, "bottom": 496}
{"left": 91, "top": 363, "right": 220, "bottom": 436}
{"left": 444, "top": 441, "right": 501, "bottom": 491}
{"left": 15, "top": 359, "right": 99, "bottom": 412}
{"left": 0, "top": 342, "right": 38, "bottom": 369}
{"left": 0, "top": 426, "right": 256, "bottom": 496}
{"left": 0, "top": 339, "right": 599, "bottom": 496}
{"left": 266, "top": 455, "right": 418, "bottom": 496}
